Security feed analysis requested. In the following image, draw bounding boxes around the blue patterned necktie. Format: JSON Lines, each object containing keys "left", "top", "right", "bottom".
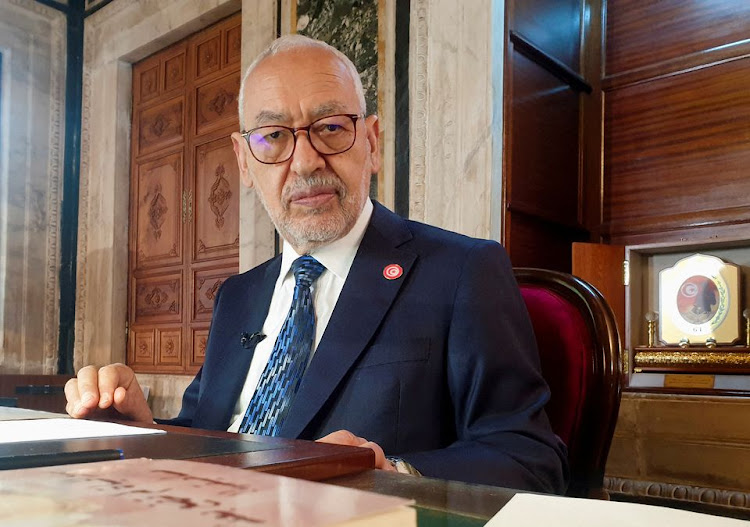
{"left": 239, "top": 255, "right": 326, "bottom": 436}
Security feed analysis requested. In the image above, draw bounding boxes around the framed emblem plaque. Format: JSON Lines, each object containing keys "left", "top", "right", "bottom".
{"left": 658, "top": 254, "right": 741, "bottom": 345}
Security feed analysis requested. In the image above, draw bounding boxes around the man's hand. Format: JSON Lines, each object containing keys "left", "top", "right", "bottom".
{"left": 64, "top": 363, "right": 154, "bottom": 424}
{"left": 316, "top": 430, "right": 397, "bottom": 472}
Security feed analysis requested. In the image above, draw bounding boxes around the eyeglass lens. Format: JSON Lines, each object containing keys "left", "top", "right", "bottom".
{"left": 246, "top": 114, "right": 357, "bottom": 164}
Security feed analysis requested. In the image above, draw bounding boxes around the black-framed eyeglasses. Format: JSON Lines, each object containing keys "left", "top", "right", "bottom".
{"left": 240, "top": 113, "right": 363, "bottom": 165}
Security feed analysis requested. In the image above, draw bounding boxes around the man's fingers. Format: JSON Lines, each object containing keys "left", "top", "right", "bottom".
{"left": 63, "top": 379, "right": 87, "bottom": 418}
{"left": 113, "top": 386, "right": 129, "bottom": 405}
{"left": 73, "top": 365, "right": 101, "bottom": 410}
{"left": 316, "top": 429, "right": 362, "bottom": 446}
{"left": 96, "top": 363, "right": 134, "bottom": 409}
{"left": 64, "top": 378, "right": 81, "bottom": 409}
{"left": 65, "top": 363, "right": 153, "bottom": 424}
{"left": 361, "top": 440, "right": 395, "bottom": 471}
{"left": 315, "top": 430, "right": 395, "bottom": 472}
{"left": 316, "top": 430, "right": 368, "bottom": 447}
{"left": 103, "top": 365, "right": 153, "bottom": 424}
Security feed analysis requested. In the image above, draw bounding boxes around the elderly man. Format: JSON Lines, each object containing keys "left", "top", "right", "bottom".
{"left": 66, "top": 34, "right": 567, "bottom": 492}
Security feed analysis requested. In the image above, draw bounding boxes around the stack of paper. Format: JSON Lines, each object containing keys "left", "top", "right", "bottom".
{"left": 488, "top": 493, "right": 750, "bottom": 526}
{"left": 0, "top": 418, "right": 165, "bottom": 443}
{"left": 0, "top": 407, "right": 68, "bottom": 421}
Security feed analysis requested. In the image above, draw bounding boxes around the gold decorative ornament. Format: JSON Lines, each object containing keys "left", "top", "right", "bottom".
{"left": 645, "top": 312, "right": 658, "bottom": 348}
{"left": 634, "top": 350, "right": 750, "bottom": 368}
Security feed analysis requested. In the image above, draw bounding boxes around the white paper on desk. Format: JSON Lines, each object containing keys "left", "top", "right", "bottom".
{"left": 488, "top": 493, "right": 750, "bottom": 526}
{"left": 0, "top": 418, "right": 165, "bottom": 443}
{"left": 0, "top": 407, "right": 69, "bottom": 421}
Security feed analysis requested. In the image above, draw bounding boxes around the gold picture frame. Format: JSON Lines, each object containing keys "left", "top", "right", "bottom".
{"left": 658, "top": 253, "right": 741, "bottom": 346}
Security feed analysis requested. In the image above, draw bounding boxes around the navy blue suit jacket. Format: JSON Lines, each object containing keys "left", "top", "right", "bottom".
{"left": 169, "top": 202, "right": 568, "bottom": 492}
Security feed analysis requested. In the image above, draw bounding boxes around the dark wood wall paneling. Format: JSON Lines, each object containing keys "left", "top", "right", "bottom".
{"left": 605, "top": 0, "right": 750, "bottom": 81}
{"left": 603, "top": 0, "right": 750, "bottom": 244}
{"left": 504, "top": 0, "right": 601, "bottom": 272}
{"left": 509, "top": 52, "right": 580, "bottom": 225}
{"left": 513, "top": 0, "right": 582, "bottom": 70}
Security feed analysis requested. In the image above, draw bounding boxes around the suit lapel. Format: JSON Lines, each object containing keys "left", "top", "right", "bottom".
{"left": 193, "top": 257, "right": 280, "bottom": 429}
{"left": 282, "top": 204, "right": 417, "bottom": 438}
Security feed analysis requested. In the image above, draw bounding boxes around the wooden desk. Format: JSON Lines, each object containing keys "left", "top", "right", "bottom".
{"left": 0, "top": 415, "right": 374, "bottom": 481}
{"left": 151, "top": 422, "right": 375, "bottom": 481}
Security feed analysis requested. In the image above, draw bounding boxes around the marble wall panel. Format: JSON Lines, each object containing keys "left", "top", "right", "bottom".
{"left": 296, "top": 0, "right": 379, "bottom": 118}
{"left": 0, "top": 0, "right": 66, "bottom": 374}
{"left": 408, "top": 0, "right": 502, "bottom": 240}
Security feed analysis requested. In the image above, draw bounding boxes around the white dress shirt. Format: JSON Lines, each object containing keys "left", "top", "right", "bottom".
{"left": 227, "top": 199, "right": 374, "bottom": 432}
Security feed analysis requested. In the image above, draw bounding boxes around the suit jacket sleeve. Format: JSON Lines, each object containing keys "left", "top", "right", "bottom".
{"left": 156, "top": 369, "right": 200, "bottom": 428}
{"left": 400, "top": 241, "right": 569, "bottom": 493}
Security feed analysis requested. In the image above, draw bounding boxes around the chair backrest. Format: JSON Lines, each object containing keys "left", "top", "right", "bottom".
{"left": 514, "top": 268, "right": 622, "bottom": 498}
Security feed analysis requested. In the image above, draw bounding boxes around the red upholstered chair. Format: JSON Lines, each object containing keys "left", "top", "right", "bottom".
{"left": 514, "top": 268, "right": 622, "bottom": 498}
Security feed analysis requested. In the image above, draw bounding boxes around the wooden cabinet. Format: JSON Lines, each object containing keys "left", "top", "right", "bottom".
{"left": 128, "top": 14, "right": 241, "bottom": 374}
{"left": 574, "top": 240, "right": 750, "bottom": 391}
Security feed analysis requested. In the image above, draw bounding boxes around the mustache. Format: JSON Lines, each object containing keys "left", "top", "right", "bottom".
{"left": 282, "top": 172, "right": 347, "bottom": 202}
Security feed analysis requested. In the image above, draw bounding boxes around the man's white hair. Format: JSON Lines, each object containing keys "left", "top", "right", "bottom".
{"left": 238, "top": 34, "right": 367, "bottom": 130}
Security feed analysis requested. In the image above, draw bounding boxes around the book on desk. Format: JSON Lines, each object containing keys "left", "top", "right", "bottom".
{"left": 0, "top": 457, "right": 415, "bottom": 526}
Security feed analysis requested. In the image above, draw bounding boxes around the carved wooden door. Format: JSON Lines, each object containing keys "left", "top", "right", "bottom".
{"left": 128, "top": 14, "right": 241, "bottom": 374}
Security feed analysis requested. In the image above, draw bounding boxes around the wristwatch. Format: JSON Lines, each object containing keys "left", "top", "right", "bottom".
{"left": 386, "top": 456, "right": 422, "bottom": 476}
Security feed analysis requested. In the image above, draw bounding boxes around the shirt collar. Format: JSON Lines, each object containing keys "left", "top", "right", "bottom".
{"left": 279, "top": 198, "right": 374, "bottom": 282}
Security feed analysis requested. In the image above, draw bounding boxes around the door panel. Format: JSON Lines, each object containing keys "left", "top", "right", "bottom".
{"left": 137, "top": 97, "right": 185, "bottom": 155}
{"left": 195, "top": 75, "right": 240, "bottom": 135}
{"left": 157, "top": 328, "right": 183, "bottom": 368}
{"left": 195, "top": 34, "right": 222, "bottom": 79}
{"left": 193, "top": 137, "right": 240, "bottom": 261}
{"left": 571, "top": 242, "right": 626, "bottom": 341}
{"left": 129, "top": 329, "right": 156, "bottom": 369}
{"left": 192, "top": 266, "right": 235, "bottom": 323}
{"left": 134, "top": 152, "right": 184, "bottom": 268}
{"left": 133, "top": 272, "right": 183, "bottom": 325}
{"left": 163, "top": 48, "right": 187, "bottom": 93}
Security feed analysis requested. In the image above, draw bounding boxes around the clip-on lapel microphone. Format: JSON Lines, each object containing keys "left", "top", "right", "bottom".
{"left": 240, "top": 332, "right": 267, "bottom": 349}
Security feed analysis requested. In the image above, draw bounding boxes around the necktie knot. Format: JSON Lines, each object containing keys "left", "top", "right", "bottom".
{"left": 292, "top": 255, "right": 325, "bottom": 288}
